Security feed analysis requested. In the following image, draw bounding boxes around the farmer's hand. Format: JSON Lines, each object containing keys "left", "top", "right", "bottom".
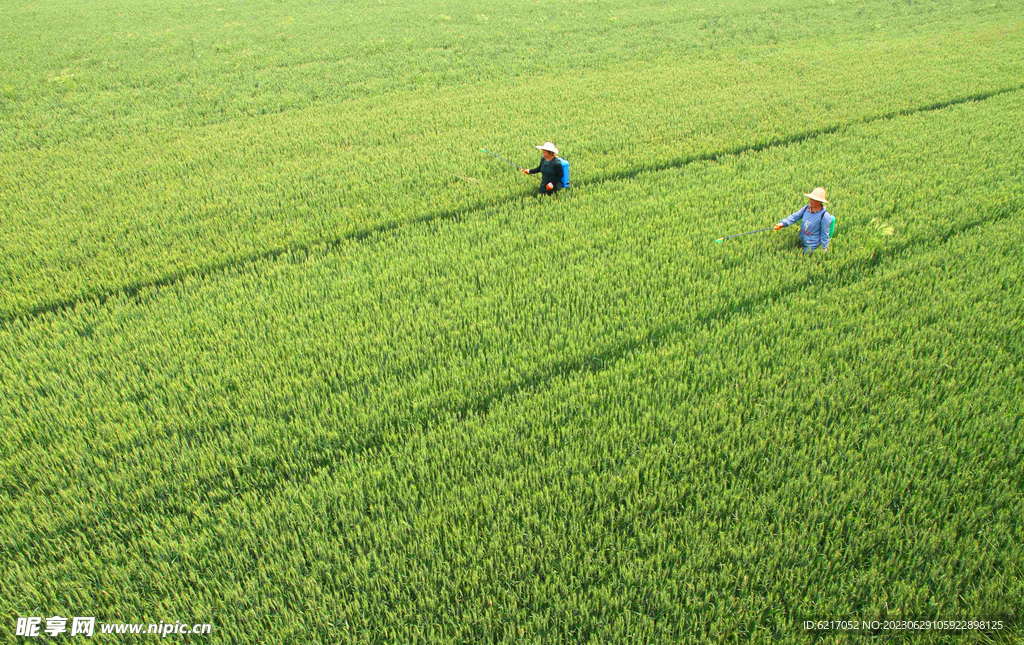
{"left": 546, "top": 182, "right": 554, "bottom": 191}
{"left": 522, "top": 169, "right": 530, "bottom": 175}
{"left": 773, "top": 223, "right": 783, "bottom": 231}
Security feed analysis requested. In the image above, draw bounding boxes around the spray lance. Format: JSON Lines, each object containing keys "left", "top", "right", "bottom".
{"left": 480, "top": 148, "right": 525, "bottom": 171}
{"left": 713, "top": 227, "right": 774, "bottom": 243}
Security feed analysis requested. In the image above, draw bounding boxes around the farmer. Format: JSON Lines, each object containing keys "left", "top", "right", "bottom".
{"left": 523, "top": 142, "right": 564, "bottom": 195}
{"left": 773, "top": 187, "right": 834, "bottom": 253}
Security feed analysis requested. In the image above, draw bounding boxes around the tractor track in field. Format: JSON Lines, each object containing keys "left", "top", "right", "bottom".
{"left": 4, "top": 198, "right": 1020, "bottom": 566}
{"left": 382, "top": 199, "right": 1024, "bottom": 430}
{"left": 1, "top": 84, "right": 1022, "bottom": 328}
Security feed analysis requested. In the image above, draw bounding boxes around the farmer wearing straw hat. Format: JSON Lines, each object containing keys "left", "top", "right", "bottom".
{"left": 773, "top": 187, "right": 834, "bottom": 254}
{"left": 523, "top": 142, "right": 564, "bottom": 195}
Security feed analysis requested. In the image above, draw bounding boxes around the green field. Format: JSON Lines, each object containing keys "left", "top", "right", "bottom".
{"left": 2, "top": 0, "right": 1023, "bottom": 642}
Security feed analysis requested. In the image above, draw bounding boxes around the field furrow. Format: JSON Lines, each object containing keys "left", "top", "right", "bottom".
{"left": 2, "top": 91, "right": 1021, "bottom": 556}
{"left": 2, "top": 25, "right": 1022, "bottom": 320}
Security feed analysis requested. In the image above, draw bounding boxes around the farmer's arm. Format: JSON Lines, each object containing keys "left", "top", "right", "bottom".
{"left": 820, "top": 213, "right": 832, "bottom": 250}
{"left": 524, "top": 159, "right": 542, "bottom": 174}
{"left": 551, "top": 161, "right": 563, "bottom": 183}
{"left": 779, "top": 207, "right": 806, "bottom": 228}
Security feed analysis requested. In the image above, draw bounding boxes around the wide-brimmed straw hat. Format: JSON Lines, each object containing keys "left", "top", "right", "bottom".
{"left": 535, "top": 142, "right": 559, "bottom": 155}
{"left": 803, "top": 187, "right": 829, "bottom": 204}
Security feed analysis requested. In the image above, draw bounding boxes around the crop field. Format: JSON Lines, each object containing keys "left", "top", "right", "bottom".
{"left": 1, "top": 0, "right": 1023, "bottom": 642}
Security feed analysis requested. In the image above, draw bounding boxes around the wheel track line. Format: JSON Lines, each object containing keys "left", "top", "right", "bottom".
{"left": 389, "top": 200, "right": 1024, "bottom": 430}
{"left": 4, "top": 200, "right": 1019, "bottom": 563}
{"left": 2, "top": 84, "right": 1021, "bottom": 328}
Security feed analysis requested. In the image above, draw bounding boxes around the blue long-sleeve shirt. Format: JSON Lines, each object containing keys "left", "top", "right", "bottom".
{"left": 779, "top": 205, "right": 833, "bottom": 252}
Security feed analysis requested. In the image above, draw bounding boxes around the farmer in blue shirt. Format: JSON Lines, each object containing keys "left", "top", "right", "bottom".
{"left": 773, "top": 187, "right": 834, "bottom": 253}
{"left": 523, "top": 142, "right": 564, "bottom": 195}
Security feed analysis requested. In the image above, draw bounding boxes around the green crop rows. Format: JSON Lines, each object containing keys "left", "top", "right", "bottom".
{"left": 1, "top": 0, "right": 1022, "bottom": 642}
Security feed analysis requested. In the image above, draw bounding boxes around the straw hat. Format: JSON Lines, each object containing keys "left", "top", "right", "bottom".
{"left": 803, "top": 187, "right": 829, "bottom": 204}
{"left": 535, "top": 141, "right": 559, "bottom": 155}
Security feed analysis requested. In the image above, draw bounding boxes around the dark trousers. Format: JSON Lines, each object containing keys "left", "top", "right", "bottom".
{"left": 538, "top": 185, "right": 562, "bottom": 195}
